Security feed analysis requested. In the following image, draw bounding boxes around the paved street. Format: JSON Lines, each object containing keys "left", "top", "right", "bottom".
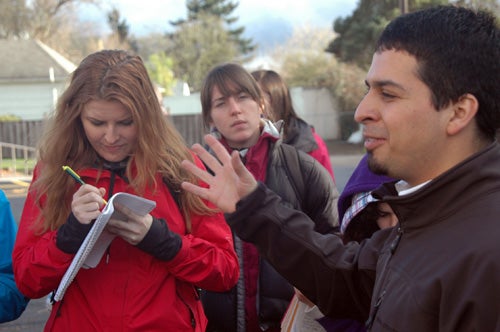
{"left": 0, "top": 176, "right": 31, "bottom": 223}
{"left": 0, "top": 145, "right": 364, "bottom": 331}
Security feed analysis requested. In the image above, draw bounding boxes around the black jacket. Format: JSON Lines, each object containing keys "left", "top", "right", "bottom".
{"left": 226, "top": 142, "right": 500, "bottom": 331}
{"left": 202, "top": 139, "right": 339, "bottom": 332}
{"left": 282, "top": 117, "right": 318, "bottom": 153}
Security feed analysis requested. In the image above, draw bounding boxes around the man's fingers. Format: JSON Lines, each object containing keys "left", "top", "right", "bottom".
{"left": 204, "top": 134, "right": 232, "bottom": 165}
{"left": 181, "top": 159, "right": 213, "bottom": 184}
{"left": 190, "top": 142, "right": 223, "bottom": 171}
{"left": 231, "top": 150, "right": 247, "bottom": 177}
{"left": 231, "top": 151, "right": 257, "bottom": 188}
{"left": 181, "top": 181, "right": 209, "bottom": 200}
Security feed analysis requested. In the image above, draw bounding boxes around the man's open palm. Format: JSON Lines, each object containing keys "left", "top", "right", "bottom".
{"left": 181, "top": 135, "right": 258, "bottom": 213}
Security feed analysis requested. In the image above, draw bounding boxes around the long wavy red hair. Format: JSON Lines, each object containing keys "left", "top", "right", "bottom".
{"left": 32, "top": 50, "right": 211, "bottom": 232}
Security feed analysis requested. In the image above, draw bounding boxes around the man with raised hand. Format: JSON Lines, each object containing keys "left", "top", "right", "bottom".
{"left": 182, "top": 5, "right": 500, "bottom": 331}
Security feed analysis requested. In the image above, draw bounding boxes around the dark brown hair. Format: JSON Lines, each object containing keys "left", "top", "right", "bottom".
{"left": 251, "top": 69, "right": 300, "bottom": 136}
{"left": 200, "top": 63, "right": 263, "bottom": 129}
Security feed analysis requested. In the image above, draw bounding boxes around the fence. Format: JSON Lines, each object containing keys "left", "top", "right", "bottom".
{"left": 0, "top": 120, "right": 45, "bottom": 151}
{"left": 168, "top": 114, "right": 206, "bottom": 146}
{"left": 0, "top": 114, "right": 206, "bottom": 150}
{"left": 0, "top": 142, "right": 37, "bottom": 176}
{"left": 0, "top": 115, "right": 206, "bottom": 177}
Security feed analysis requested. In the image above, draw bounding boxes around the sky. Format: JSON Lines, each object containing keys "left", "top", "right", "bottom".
{"left": 84, "top": 0, "right": 358, "bottom": 39}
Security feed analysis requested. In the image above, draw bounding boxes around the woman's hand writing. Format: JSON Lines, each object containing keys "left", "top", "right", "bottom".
{"left": 71, "top": 184, "right": 107, "bottom": 224}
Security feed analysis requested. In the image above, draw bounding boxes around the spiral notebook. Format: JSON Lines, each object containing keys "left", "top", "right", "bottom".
{"left": 53, "top": 192, "right": 156, "bottom": 302}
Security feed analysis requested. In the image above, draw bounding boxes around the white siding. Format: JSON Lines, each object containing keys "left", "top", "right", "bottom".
{"left": 0, "top": 82, "right": 66, "bottom": 120}
{"left": 164, "top": 92, "right": 202, "bottom": 116}
{"left": 291, "top": 87, "right": 340, "bottom": 140}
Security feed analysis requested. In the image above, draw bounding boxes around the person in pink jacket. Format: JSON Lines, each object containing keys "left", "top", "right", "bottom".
{"left": 251, "top": 69, "right": 334, "bottom": 180}
{"left": 12, "top": 49, "right": 239, "bottom": 332}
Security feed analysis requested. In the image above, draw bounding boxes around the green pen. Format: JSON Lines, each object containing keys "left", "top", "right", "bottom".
{"left": 62, "top": 165, "right": 107, "bottom": 204}
{"left": 62, "top": 165, "right": 85, "bottom": 185}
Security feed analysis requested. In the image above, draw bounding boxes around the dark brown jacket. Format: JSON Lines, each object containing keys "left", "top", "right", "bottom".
{"left": 227, "top": 142, "right": 500, "bottom": 331}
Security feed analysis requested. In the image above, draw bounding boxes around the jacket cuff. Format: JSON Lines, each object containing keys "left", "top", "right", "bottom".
{"left": 137, "top": 217, "right": 182, "bottom": 261}
{"left": 56, "top": 213, "right": 93, "bottom": 254}
{"left": 226, "top": 182, "right": 266, "bottom": 225}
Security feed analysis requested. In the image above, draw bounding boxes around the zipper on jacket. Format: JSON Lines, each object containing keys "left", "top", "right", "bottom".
{"left": 390, "top": 226, "right": 403, "bottom": 254}
{"left": 365, "top": 289, "right": 386, "bottom": 329}
{"left": 106, "top": 246, "right": 110, "bottom": 264}
{"left": 175, "top": 285, "right": 197, "bottom": 329}
{"left": 366, "top": 226, "right": 404, "bottom": 330}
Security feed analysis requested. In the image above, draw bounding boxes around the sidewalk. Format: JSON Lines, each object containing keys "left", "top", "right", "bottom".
{"left": 0, "top": 297, "right": 49, "bottom": 331}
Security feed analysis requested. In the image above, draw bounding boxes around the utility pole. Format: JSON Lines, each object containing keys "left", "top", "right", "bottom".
{"left": 400, "top": 0, "right": 409, "bottom": 14}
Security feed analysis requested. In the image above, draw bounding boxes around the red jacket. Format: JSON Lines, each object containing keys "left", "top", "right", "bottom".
{"left": 13, "top": 158, "right": 239, "bottom": 332}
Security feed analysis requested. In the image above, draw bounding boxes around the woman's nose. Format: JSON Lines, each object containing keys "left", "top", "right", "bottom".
{"left": 104, "top": 126, "right": 119, "bottom": 143}
{"left": 227, "top": 97, "right": 242, "bottom": 115}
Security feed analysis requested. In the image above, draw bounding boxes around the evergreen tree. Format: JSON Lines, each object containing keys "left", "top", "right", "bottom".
{"left": 326, "top": 0, "right": 447, "bottom": 69}
{"left": 168, "top": 13, "right": 238, "bottom": 92}
{"left": 170, "top": 0, "right": 255, "bottom": 54}
{"left": 107, "top": 7, "right": 129, "bottom": 45}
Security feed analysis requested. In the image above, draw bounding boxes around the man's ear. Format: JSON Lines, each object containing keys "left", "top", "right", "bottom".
{"left": 446, "top": 93, "right": 479, "bottom": 136}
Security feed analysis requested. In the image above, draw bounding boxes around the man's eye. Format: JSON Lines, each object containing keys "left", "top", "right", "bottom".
{"left": 381, "top": 91, "right": 396, "bottom": 99}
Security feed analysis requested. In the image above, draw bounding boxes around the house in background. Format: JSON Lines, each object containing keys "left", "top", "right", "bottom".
{"left": 0, "top": 39, "right": 76, "bottom": 120}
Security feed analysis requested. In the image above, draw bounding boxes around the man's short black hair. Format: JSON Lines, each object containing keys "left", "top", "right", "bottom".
{"left": 377, "top": 5, "right": 500, "bottom": 141}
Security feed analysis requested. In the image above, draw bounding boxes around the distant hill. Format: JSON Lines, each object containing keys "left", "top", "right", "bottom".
{"left": 243, "top": 15, "right": 294, "bottom": 53}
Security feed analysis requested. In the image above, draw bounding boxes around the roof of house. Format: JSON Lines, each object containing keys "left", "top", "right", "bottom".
{"left": 0, "top": 39, "right": 76, "bottom": 83}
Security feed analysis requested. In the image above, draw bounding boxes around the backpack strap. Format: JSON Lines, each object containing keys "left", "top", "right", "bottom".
{"left": 162, "top": 178, "right": 192, "bottom": 234}
{"left": 277, "top": 141, "right": 306, "bottom": 210}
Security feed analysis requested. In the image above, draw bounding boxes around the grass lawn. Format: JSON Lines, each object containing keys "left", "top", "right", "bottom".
{"left": 0, "top": 158, "right": 36, "bottom": 174}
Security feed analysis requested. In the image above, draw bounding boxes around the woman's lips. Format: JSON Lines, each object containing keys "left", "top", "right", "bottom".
{"left": 231, "top": 120, "right": 247, "bottom": 128}
{"left": 103, "top": 145, "right": 122, "bottom": 153}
